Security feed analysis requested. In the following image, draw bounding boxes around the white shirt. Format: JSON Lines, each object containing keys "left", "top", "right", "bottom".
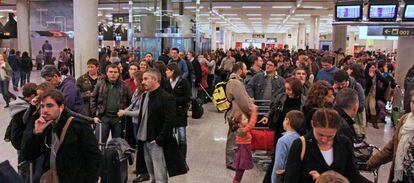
{"left": 321, "top": 148, "right": 334, "bottom": 166}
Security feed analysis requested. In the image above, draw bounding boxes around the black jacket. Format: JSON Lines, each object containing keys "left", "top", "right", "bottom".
{"left": 165, "top": 77, "right": 191, "bottom": 127}
{"left": 335, "top": 107, "right": 358, "bottom": 144}
{"left": 365, "top": 71, "right": 389, "bottom": 102}
{"left": 20, "top": 57, "right": 33, "bottom": 72}
{"left": 191, "top": 58, "right": 202, "bottom": 87}
{"left": 284, "top": 132, "right": 363, "bottom": 183}
{"left": 21, "top": 109, "right": 102, "bottom": 183}
{"left": 135, "top": 87, "right": 188, "bottom": 177}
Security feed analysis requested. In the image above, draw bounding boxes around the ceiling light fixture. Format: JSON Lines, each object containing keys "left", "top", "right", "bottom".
{"left": 98, "top": 7, "right": 114, "bottom": 10}
{"left": 295, "top": 14, "right": 311, "bottom": 17}
{"left": 242, "top": 6, "right": 261, "bottom": 9}
{"left": 223, "top": 14, "right": 238, "bottom": 16}
{"left": 213, "top": 6, "right": 232, "bottom": 9}
{"left": 248, "top": 18, "right": 262, "bottom": 20}
{"left": 272, "top": 6, "right": 292, "bottom": 9}
{"left": 246, "top": 14, "right": 261, "bottom": 16}
{"left": 303, "top": 6, "right": 324, "bottom": 9}
{"left": 270, "top": 14, "right": 286, "bottom": 16}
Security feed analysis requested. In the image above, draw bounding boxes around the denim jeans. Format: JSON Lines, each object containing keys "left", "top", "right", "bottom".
{"left": 176, "top": 127, "right": 187, "bottom": 145}
{"left": 95, "top": 115, "right": 122, "bottom": 143}
{"left": 20, "top": 71, "right": 27, "bottom": 87}
{"left": 11, "top": 71, "right": 20, "bottom": 87}
{"left": 143, "top": 142, "right": 168, "bottom": 183}
{"left": 0, "top": 80, "right": 11, "bottom": 105}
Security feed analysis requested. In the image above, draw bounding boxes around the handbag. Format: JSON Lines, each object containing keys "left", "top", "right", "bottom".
{"left": 40, "top": 117, "right": 73, "bottom": 183}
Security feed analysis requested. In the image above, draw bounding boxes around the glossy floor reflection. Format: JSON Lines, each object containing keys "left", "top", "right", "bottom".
{"left": 0, "top": 70, "right": 395, "bottom": 183}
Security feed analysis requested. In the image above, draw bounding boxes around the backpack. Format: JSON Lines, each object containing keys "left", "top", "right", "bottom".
{"left": 212, "top": 81, "right": 231, "bottom": 112}
{"left": 191, "top": 98, "right": 204, "bottom": 119}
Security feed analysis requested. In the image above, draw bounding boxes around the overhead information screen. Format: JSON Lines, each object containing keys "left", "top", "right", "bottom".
{"left": 369, "top": 4, "right": 398, "bottom": 21}
{"left": 336, "top": 5, "right": 361, "bottom": 19}
{"left": 403, "top": 4, "right": 414, "bottom": 21}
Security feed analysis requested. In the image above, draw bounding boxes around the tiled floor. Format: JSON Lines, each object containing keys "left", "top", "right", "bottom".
{"left": 0, "top": 70, "right": 394, "bottom": 183}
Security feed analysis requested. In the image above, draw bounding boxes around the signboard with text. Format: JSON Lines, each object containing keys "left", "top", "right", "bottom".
{"left": 383, "top": 27, "right": 414, "bottom": 36}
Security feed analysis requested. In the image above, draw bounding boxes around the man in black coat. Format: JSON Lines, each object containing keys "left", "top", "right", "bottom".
{"left": 334, "top": 88, "right": 359, "bottom": 143}
{"left": 21, "top": 90, "right": 101, "bottom": 183}
{"left": 135, "top": 69, "right": 188, "bottom": 182}
{"left": 187, "top": 51, "right": 202, "bottom": 99}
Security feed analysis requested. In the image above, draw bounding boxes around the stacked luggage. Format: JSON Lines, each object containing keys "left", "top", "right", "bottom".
{"left": 251, "top": 100, "right": 274, "bottom": 170}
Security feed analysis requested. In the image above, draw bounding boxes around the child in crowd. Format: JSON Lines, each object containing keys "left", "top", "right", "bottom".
{"left": 271, "top": 110, "right": 304, "bottom": 183}
{"left": 232, "top": 104, "right": 258, "bottom": 183}
{"left": 313, "top": 170, "right": 350, "bottom": 183}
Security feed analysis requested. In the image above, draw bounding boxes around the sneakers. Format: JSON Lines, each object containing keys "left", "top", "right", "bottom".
{"left": 132, "top": 173, "right": 150, "bottom": 183}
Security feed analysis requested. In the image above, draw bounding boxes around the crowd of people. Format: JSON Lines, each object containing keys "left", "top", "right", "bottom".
{"left": 2, "top": 42, "right": 414, "bottom": 183}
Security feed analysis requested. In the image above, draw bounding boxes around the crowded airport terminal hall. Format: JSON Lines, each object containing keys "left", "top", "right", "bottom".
{"left": 2, "top": 0, "right": 414, "bottom": 182}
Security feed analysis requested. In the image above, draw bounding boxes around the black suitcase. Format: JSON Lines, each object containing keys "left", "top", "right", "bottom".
{"left": 191, "top": 98, "right": 204, "bottom": 119}
{"left": 100, "top": 147, "right": 128, "bottom": 183}
{"left": 97, "top": 124, "right": 129, "bottom": 183}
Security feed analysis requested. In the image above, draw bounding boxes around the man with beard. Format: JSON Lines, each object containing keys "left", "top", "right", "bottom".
{"left": 225, "top": 62, "right": 253, "bottom": 170}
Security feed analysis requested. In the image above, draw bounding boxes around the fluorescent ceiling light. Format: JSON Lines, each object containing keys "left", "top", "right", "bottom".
{"left": 98, "top": 7, "right": 114, "bottom": 10}
{"left": 246, "top": 14, "right": 261, "bottom": 16}
{"left": 133, "top": 14, "right": 146, "bottom": 17}
{"left": 213, "top": 6, "right": 232, "bottom": 9}
{"left": 272, "top": 6, "right": 291, "bottom": 9}
{"left": 242, "top": 6, "right": 261, "bottom": 9}
{"left": 295, "top": 14, "right": 311, "bottom": 17}
{"left": 303, "top": 6, "right": 324, "bottom": 9}
{"left": 98, "top": 13, "right": 103, "bottom": 16}
{"left": 228, "top": 17, "right": 241, "bottom": 20}
{"left": 269, "top": 18, "right": 283, "bottom": 20}
{"left": 200, "top": 14, "right": 210, "bottom": 16}
{"left": 210, "top": 17, "right": 221, "bottom": 20}
{"left": 223, "top": 14, "right": 238, "bottom": 16}
{"left": 105, "top": 14, "right": 113, "bottom": 18}
{"left": 291, "top": 17, "right": 304, "bottom": 20}
{"left": 270, "top": 14, "right": 286, "bottom": 17}
{"left": 184, "top": 6, "right": 204, "bottom": 9}
{"left": 248, "top": 18, "right": 262, "bottom": 20}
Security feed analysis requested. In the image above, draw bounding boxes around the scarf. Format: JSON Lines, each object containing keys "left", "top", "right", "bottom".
{"left": 394, "top": 113, "right": 414, "bottom": 182}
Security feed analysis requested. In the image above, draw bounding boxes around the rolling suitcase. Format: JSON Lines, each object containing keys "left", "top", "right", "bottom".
{"left": 96, "top": 124, "right": 129, "bottom": 183}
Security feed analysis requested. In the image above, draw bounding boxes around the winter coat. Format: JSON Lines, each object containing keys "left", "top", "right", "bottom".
{"left": 165, "top": 77, "right": 191, "bottom": 127}
{"left": 246, "top": 72, "right": 285, "bottom": 103}
{"left": 0, "top": 62, "right": 12, "bottom": 81}
{"left": 192, "top": 58, "right": 202, "bottom": 87}
{"left": 56, "top": 75, "right": 84, "bottom": 114}
{"left": 7, "top": 54, "right": 21, "bottom": 71}
{"left": 365, "top": 71, "right": 389, "bottom": 103}
{"left": 316, "top": 66, "right": 339, "bottom": 85}
{"left": 135, "top": 87, "right": 188, "bottom": 177}
{"left": 404, "top": 68, "right": 414, "bottom": 113}
{"left": 200, "top": 63, "right": 209, "bottom": 89}
{"left": 226, "top": 73, "right": 252, "bottom": 120}
{"left": 20, "top": 57, "right": 33, "bottom": 72}
{"left": 76, "top": 73, "right": 104, "bottom": 116}
{"left": 284, "top": 132, "right": 363, "bottom": 183}
{"left": 21, "top": 109, "right": 102, "bottom": 183}
{"left": 367, "top": 113, "right": 410, "bottom": 183}
{"left": 335, "top": 107, "right": 358, "bottom": 144}
{"left": 90, "top": 77, "right": 131, "bottom": 117}
{"left": 348, "top": 77, "right": 366, "bottom": 112}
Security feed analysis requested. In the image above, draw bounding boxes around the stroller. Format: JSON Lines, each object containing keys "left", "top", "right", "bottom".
{"left": 354, "top": 141, "right": 382, "bottom": 183}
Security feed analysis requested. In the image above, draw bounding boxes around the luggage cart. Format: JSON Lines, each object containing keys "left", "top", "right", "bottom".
{"left": 251, "top": 100, "right": 273, "bottom": 171}
{"left": 354, "top": 141, "right": 382, "bottom": 183}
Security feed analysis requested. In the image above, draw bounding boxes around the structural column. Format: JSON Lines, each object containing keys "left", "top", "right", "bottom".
{"left": 332, "top": 25, "right": 347, "bottom": 52}
{"left": 74, "top": 0, "right": 98, "bottom": 78}
{"left": 16, "top": 0, "right": 30, "bottom": 53}
{"left": 141, "top": 15, "right": 157, "bottom": 34}
{"left": 211, "top": 23, "right": 217, "bottom": 51}
{"left": 178, "top": 15, "right": 192, "bottom": 34}
{"left": 395, "top": 37, "right": 414, "bottom": 86}
{"left": 309, "top": 15, "right": 320, "bottom": 50}
{"left": 347, "top": 31, "right": 356, "bottom": 55}
{"left": 297, "top": 23, "right": 306, "bottom": 50}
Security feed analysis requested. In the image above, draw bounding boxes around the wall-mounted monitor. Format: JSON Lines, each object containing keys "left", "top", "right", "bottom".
{"left": 335, "top": 2, "right": 363, "bottom": 21}
{"left": 368, "top": 2, "right": 398, "bottom": 21}
{"left": 403, "top": 2, "right": 414, "bottom": 21}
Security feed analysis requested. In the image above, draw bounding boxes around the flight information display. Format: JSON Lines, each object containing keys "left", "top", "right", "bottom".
{"left": 404, "top": 5, "right": 414, "bottom": 18}
{"left": 369, "top": 5, "right": 397, "bottom": 19}
{"left": 336, "top": 5, "right": 361, "bottom": 19}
